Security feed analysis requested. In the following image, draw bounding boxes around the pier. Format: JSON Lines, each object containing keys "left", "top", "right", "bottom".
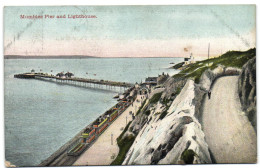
{"left": 13, "top": 72, "right": 149, "bottom": 166}
{"left": 14, "top": 73, "right": 134, "bottom": 92}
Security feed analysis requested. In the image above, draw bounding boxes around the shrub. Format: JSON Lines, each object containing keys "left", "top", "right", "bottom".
{"left": 181, "top": 149, "right": 197, "bottom": 164}
{"left": 117, "top": 121, "right": 132, "bottom": 141}
{"left": 111, "top": 121, "right": 136, "bottom": 165}
{"left": 150, "top": 92, "right": 163, "bottom": 104}
{"left": 159, "top": 110, "right": 167, "bottom": 120}
{"left": 136, "top": 100, "right": 147, "bottom": 116}
{"left": 162, "top": 97, "right": 172, "bottom": 106}
{"left": 145, "top": 110, "right": 151, "bottom": 116}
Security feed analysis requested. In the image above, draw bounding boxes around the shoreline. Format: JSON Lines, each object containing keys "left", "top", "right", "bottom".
{"left": 38, "top": 87, "right": 137, "bottom": 166}
{"left": 4, "top": 55, "right": 183, "bottom": 59}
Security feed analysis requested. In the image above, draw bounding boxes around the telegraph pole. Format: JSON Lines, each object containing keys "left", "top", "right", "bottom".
{"left": 207, "top": 43, "right": 210, "bottom": 67}
{"left": 208, "top": 43, "right": 210, "bottom": 60}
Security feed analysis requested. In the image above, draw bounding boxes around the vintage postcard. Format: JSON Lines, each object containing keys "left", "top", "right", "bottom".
{"left": 4, "top": 5, "right": 256, "bottom": 167}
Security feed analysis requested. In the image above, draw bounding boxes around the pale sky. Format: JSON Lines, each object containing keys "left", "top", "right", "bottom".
{"left": 4, "top": 5, "right": 256, "bottom": 57}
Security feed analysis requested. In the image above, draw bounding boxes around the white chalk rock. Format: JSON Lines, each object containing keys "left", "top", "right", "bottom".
{"left": 123, "top": 80, "right": 211, "bottom": 165}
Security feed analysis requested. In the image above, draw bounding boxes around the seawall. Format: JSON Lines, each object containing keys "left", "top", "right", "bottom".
{"left": 38, "top": 87, "right": 136, "bottom": 166}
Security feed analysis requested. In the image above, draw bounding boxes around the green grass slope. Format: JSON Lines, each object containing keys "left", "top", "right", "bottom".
{"left": 173, "top": 48, "right": 255, "bottom": 83}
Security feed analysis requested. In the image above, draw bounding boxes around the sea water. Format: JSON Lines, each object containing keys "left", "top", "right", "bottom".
{"left": 4, "top": 57, "right": 182, "bottom": 166}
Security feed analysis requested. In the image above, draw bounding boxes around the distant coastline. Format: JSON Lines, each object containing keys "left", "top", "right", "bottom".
{"left": 4, "top": 55, "right": 183, "bottom": 59}
{"left": 4, "top": 55, "right": 97, "bottom": 59}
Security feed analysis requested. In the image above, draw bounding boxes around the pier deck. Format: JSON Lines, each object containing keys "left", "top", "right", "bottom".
{"left": 14, "top": 73, "right": 134, "bottom": 88}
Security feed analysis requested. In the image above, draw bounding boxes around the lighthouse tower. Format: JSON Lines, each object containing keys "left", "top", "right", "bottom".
{"left": 190, "top": 53, "right": 195, "bottom": 63}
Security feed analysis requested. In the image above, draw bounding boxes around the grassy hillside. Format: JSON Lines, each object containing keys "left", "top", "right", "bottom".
{"left": 173, "top": 48, "right": 256, "bottom": 83}
{"left": 111, "top": 121, "right": 136, "bottom": 165}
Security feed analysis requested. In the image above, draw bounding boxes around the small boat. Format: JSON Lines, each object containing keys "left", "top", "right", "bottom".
{"left": 94, "top": 74, "right": 96, "bottom": 76}
{"left": 170, "top": 62, "right": 175, "bottom": 64}
{"left": 113, "top": 94, "right": 119, "bottom": 99}
{"left": 86, "top": 72, "right": 88, "bottom": 74}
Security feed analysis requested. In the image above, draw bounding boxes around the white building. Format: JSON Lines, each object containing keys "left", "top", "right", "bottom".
{"left": 184, "top": 53, "right": 196, "bottom": 65}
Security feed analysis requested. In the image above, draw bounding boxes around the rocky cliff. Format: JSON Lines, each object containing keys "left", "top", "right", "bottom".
{"left": 238, "top": 57, "right": 256, "bottom": 131}
{"left": 115, "top": 65, "right": 244, "bottom": 165}
{"left": 121, "top": 79, "right": 212, "bottom": 165}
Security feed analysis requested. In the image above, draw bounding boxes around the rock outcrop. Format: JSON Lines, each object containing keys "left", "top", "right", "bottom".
{"left": 199, "top": 65, "right": 241, "bottom": 91}
{"left": 238, "top": 57, "right": 256, "bottom": 130}
{"left": 171, "top": 62, "right": 185, "bottom": 69}
{"left": 161, "top": 77, "right": 188, "bottom": 100}
{"left": 122, "top": 80, "right": 212, "bottom": 165}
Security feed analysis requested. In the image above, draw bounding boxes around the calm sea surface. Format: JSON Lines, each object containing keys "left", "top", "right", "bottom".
{"left": 4, "top": 57, "right": 182, "bottom": 166}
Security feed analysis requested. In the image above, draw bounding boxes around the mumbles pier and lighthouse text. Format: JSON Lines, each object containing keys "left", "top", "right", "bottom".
{"left": 20, "top": 14, "right": 97, "bottom": 19}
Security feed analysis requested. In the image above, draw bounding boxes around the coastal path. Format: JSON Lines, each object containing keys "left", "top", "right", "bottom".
{"left": 202, "top": 76, "right": 256, "bottom": 163}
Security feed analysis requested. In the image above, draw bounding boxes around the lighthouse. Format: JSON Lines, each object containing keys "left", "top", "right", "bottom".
{"left": 190, "top": 53, "right": 195, "bottom": 63}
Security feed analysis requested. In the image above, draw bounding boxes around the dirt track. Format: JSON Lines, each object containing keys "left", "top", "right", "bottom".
{"left": 202, "top": 76, "right": 257, "bottom": 163}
